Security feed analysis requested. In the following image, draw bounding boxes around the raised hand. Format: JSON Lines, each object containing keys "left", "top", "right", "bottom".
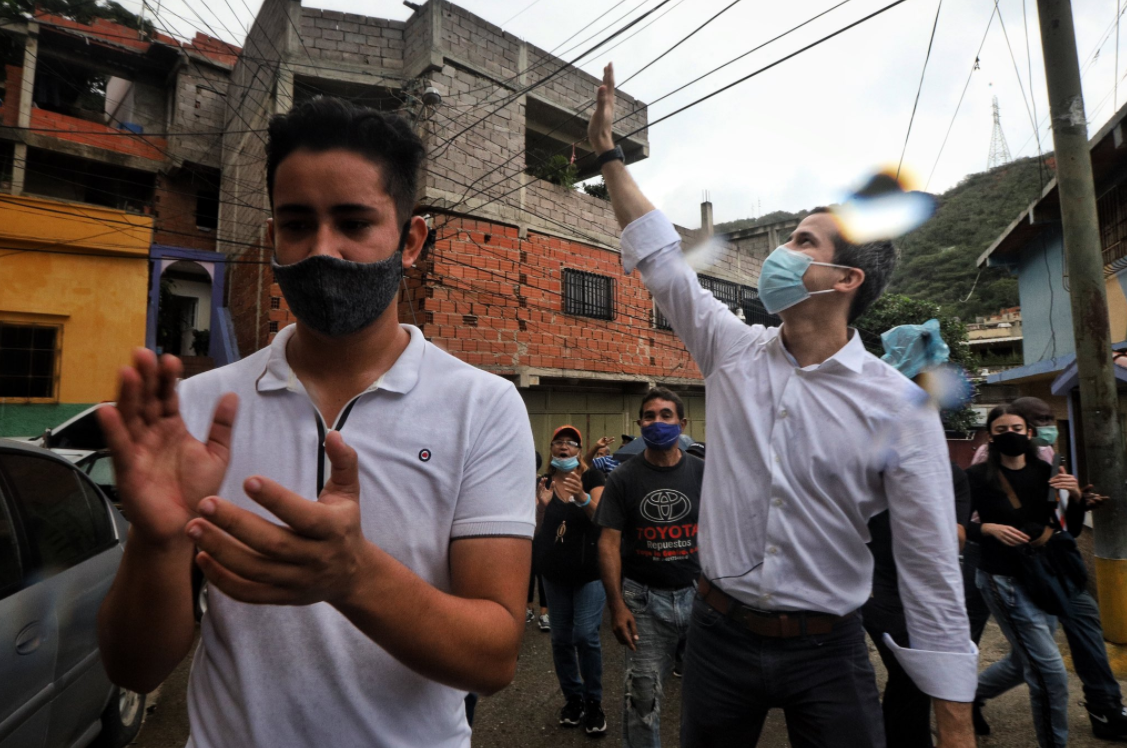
{"left": 587, "top": 63, "right": 616, "bottom": 154}
{"left": 187, "top": 430, "right": 370, "bottom": 606}
{"left": 97, "top": 348, "right": 238, "bottom": 547}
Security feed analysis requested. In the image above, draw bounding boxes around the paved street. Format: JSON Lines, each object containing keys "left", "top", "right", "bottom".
{"left": 130, "top": 610, "right": 1127, "bottom": 747}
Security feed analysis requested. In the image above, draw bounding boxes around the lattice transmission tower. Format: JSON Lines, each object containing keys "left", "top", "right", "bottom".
{"left": 987, "top": 96, "right": 1013, "bottom": 169}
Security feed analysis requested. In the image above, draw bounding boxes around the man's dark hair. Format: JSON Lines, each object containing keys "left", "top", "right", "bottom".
{"left": 266, "top": 97, "right": 425, "bottom": 224}
{"left": 810, "top": 207, "right": 899, "bottom": 323}
{"left": 639, "top": 387, "right": 685, "bottom": 421}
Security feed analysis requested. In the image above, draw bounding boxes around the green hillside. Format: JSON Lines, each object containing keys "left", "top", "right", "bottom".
{"left": 716, "top": 156, "right": 1051, "bottom": 320}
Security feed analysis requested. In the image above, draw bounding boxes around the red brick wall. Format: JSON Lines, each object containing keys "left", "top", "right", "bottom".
{"left": 227, "top": 246, "right": 272, "bottom": 356}
{"left": 30, "top": 108, "right": 167, "bottom": 161}
{"left": 237, "top": 215, "right": 699, "bottom": 384}
{"left": 153, "top": 172, "right": 218, "bottom": 251}
{"left": 1, "top": 65, "right": 20, "bottom": 127}
{"left": 422, "top": 215, "right": 699, "bottom": 380}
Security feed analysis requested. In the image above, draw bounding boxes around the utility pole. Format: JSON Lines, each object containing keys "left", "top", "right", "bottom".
{"left": 1037, "top": 0, "right": 1127, "bottom": 643}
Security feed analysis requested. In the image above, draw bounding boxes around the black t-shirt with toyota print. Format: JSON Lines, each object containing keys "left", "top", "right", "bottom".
{"left": 595, "top": 451, "right": 704, "bottom": 590}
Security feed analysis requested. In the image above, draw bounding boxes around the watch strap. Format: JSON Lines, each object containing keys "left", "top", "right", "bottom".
{"left": 597, "top": 145, "right": 625, "bottom": 166}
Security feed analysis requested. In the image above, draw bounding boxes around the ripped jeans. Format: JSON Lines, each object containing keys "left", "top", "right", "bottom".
{"left": 621, "top": 577, "right": 694, "bottom": 748}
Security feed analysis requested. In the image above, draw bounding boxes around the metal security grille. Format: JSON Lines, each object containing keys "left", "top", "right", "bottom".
{"left": 0, "top": 323, "right": 60, "bottom": 399}
{"left": 653, "top": 281, "right": 781, "bottom": 330}
{"left": 741, "top": 286, "right": 781, "bottom": 327}
{"left": 1099, "top": 184, "right": 1127, "bottom": 272}
{"left": 699, "top": 275, "right": 741, "bottom": 313}
{"left": 564, "top": 269, "right": 615, "bottom": 320}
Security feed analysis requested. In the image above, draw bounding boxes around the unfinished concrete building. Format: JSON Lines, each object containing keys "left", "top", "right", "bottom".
{"left": 0, "top": 13, "right": 239, "bottom": 435}
{"left": 221, "top": 0, "right": 769, "bottom": 452}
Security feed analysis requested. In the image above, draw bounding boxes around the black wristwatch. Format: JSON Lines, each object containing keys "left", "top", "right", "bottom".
{"left": 596, "top": 145, "right": 625, "bottom": 166}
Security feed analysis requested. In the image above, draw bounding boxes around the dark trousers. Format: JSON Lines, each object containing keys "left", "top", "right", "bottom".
{"left": 528, "top": 570, "right": 547, "bottom": 608}
{"left": 680, "top": 596, "right": 885, "bottom": 748}
{"left": 962, "top": 542, "right": 992, "bottom": 645}
{"left": 861, "top": 598, "right": 933, "bottom": 748}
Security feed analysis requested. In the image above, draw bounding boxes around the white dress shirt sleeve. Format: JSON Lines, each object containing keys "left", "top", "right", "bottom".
{"left": 620, "top": 209, "right": 758, "bottom": 377}
{"left": 883, "top": 401, "right": 979, "bottom": 703}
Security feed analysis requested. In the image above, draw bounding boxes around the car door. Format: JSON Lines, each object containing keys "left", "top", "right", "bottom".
{"left": 0, "top": 453, "right": 121, "bottom": 748}
{"left": 0, "top": 466, "right": 58, "bottom": 748}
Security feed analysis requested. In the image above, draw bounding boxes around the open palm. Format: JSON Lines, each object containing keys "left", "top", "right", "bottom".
{"left": 98, "top": 350, "right": 238, "bottom": 545}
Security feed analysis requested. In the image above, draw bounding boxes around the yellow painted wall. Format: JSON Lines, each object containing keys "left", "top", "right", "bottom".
{"left": 0, "top": 195, "right": 152, "bottom": 404}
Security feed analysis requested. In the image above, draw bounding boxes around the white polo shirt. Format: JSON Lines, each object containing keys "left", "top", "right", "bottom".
{"left": 178, "top": 323, "right": 535, "bottom": 748}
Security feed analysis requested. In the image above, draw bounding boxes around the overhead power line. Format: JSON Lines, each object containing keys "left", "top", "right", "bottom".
{"left": 897, "top": 0, "right": 943, "bottom": 179}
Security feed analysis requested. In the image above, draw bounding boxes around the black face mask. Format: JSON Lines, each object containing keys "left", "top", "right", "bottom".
{"left": 992, "top": 430, "right": 1030, "bottom": 457}
{"left": 272, "top": 224, "right": 409, "bottom": 338}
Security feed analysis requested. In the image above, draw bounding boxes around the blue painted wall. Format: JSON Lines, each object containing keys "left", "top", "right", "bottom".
{"left": 1010, "top": 225, "right": 1075, "bottom": 365}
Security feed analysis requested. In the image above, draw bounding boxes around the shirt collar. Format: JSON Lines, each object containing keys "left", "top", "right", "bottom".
{"left": 770, "top": 325, "right": 868, "bottom": 374}
{"left": 255, "top": 323, "right": 426, "bottom": 395}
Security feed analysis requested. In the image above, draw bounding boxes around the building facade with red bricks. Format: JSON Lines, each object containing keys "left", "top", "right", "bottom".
{"left": 221, "top": 0, "right": 770, "bottom": 456}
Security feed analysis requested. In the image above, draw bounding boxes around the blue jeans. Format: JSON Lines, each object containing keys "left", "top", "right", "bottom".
{"left": 680, "top": 595, "right": 884, "bottom": 748}
{"left": 620, "top": 578, "right": 694, "bottom": 748}
{"left": 977, "top": 570, "right": 1069, "bottom": 748}
{"left": 976, "top": 572, "right": 1122, "bottom": 708}
{"left": 543, "top": 577, "right": 605, "bottom": 702}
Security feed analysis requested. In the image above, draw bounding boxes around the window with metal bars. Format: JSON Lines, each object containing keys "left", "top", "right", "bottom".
{"left": 653, "top": 279, "right": 781, "bottom": 330}
{"left": 0, "top": 322, "right": 60, "bottom": 400}
{"left": 1098, "top": 183, "right": 1127, "bottom": 269}
{"left": 563, "top": 269, "right": 615, "bottom": 320}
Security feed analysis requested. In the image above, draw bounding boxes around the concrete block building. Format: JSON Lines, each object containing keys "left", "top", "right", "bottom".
{"left": 218, "top": 0, "right": 771, "bottom": 456}
{"left": 0, "top": 12, "right": 239, "bottom": 435}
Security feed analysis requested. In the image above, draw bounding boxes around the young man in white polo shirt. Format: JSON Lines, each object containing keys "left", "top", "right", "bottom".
{"left": 96, "top": 98, "right": 535, "bottom": 747}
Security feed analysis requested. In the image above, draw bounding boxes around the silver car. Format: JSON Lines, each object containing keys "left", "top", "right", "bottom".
{"left": 0, "top": 439, "right": 144, "bottom": 748}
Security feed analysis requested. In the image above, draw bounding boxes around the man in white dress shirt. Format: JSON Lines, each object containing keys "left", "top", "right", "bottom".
{"left": 586, "top": 65, "right": 975, "bottom": 748}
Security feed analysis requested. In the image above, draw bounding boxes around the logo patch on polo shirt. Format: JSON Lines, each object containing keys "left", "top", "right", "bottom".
{"left": 419, "top": 449, "right": 432, "bottom": 462}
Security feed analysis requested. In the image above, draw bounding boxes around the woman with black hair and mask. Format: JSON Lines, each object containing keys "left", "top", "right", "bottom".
{"left": 967, "top": 404, "right": 1084, "bottom": 748}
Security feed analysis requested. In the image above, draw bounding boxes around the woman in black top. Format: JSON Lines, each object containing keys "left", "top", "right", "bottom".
{"left": 532, "top": 425, "right": 608, "bottom": 734}
{"left": 967, "top": 405, "right": 1082, "bottom": 748}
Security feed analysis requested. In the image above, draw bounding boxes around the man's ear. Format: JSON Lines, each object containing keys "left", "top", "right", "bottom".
{"left": 401, "top": 215, "right": 429, "bottom": 268}
{"left": 836, "top": 266, "right": 865, "bottom": 293}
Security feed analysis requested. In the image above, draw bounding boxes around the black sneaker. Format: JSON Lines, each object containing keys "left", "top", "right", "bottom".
{"left": 972, "top": 700, "right": 991, "bottom": 736}
{"left": 1086, "top": 702, "right": 1127, "bottom": 741}
{"left": 559, "top": 698, "right": 584, "bottom": 727}
{"left": 583, "top": 699, "right": 607, "bottom": 736}
{"left": 672, "top": 658, "right": 683, "bottom": 678}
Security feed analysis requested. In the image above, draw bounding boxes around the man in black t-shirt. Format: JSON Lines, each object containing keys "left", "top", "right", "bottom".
{"left": 596, "top": 388, "right": 703, "bottom": 748}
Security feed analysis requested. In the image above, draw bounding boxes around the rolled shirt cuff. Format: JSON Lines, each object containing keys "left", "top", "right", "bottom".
{"left": 451, "top": 520, "right": 534, "bottom": 539}
{"left": 620, "top": 209, "right": 680, "bottom": 274}
{"left": 883, "top": 633, "right": 979, "bottom": 702}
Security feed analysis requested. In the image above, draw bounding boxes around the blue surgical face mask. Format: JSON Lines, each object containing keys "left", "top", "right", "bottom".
{"left": 880, "top": 319, "right": 951, "bottom": 379}
{"left": 641, "top": 421, "right": 681, "bottom": 451}
{"left": 551, "top": 456, "right": 580, "bottom": 472}
{"left": 1036, "top": 425, "right": 1059, "bottom": 445}
{"left": 757, "top": 246, "right": 851, "bottom": 315}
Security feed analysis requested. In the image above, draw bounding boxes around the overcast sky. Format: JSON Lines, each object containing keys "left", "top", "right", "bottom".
{"left": 133, "top": 0, "right": 1123, "bottom": 228}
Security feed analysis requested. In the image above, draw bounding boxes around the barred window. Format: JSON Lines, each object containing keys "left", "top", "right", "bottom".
{"left": 564, "top": 269, "right": 615, "bottom": 321}
{"left": 0, "top": 322, "right": 60, "bottom": 400}
{"left": 653, "top": 279, "right": 780, "bottom": 330}
{"left": 740, "top": 286, "right": 782, "bottom": 327}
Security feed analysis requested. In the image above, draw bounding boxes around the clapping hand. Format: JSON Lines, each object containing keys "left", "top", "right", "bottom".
{"left": 186, "top": 430, "right": 371, "bottom": 606}
{"left": 97, "top": 348, "right": 238, "bottom": 547}
{"left": 587, "top": 63, "right": 616, "bottom": 154}
{"left": 553, "top": 469, "right": 584, "bottom": 504}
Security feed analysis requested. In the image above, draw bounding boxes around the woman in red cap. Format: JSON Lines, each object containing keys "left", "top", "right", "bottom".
{"left": 533, "top": 424, "right": 609, "bottom": 736}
